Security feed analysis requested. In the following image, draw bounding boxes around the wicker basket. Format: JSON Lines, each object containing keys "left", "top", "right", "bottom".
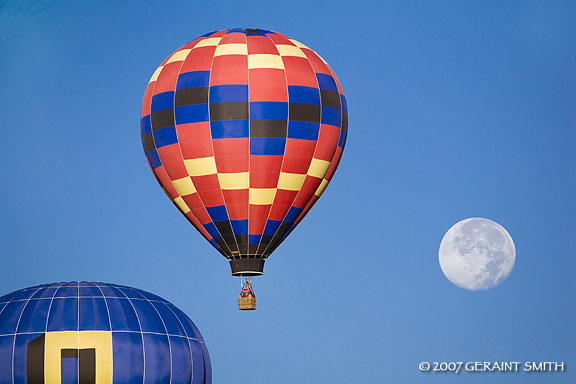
{"left": 238, "top": 282, "right": 256, "bottom": 311}
{"left": 238, "top": 278, "right": 257, "bottom": 310}
{"left": 238, "top": 291, "right": 257, "bottom": 310}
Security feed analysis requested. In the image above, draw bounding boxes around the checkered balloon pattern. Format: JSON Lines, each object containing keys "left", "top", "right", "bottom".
{"left": 141, "top": 28, "right": 348, "bottom": 275}
{"left": 0, "top": 282, "right": 211, "bottom": 383}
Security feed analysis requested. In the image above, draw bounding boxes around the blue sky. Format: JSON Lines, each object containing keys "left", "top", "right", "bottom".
{"left": 1, "top": 1, "right": 575, "bottom": 382}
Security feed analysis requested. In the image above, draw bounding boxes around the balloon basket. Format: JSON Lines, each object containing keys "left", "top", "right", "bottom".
{"left": 238, "top": 294, "right": 256, "bottom": 310}
{"left": 238, "top": 278, "right": 257, "bottom": 310}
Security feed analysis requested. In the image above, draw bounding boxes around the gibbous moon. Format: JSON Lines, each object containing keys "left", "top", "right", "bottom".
{"left": 439, "top": 218, "right": 515, "bottom": 290}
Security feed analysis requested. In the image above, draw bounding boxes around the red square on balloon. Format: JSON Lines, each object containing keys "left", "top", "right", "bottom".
{"left": 192, "top": 174, "right": 220, "bottom": 192}
{"left": 153, "top": 62, "right": 182, "bottom": 94}
{"left": 211, "top": 55, "right": 248, "bottom": 85}
{"left": 284, "top": 138, "right": 316, "bottom": 159}
{"left": 282, "top": 57, "right": 317, "bottom": 87}
{"left": 220, "top": 32, "right": 246, "bottom": 44}
{"left": 215, "top": 155, "right": 249, "bottom": 173}
{"left": 222, "top": 189, "right": 248, "bottom": 205}
{"left": 213, "top": 138, "right": 249, "bottom": 157}
{"left": 247, "top": 35, "right": 278, "bottom": 54}
{"left": 269, "top": 203, "right": 291, "bottom": 221}
{"left": 158, "top": 144, "right": 188, "bottom": 180}
{"left": 141, "top": 84, "right": 154, "bottom": 117}
{"left": 226, "top": 203, "right": 248, "bottom": 221}
{"left": 248, "top": 69, "right": 288, "bottom": 102}
{"left": 302, "top": 48, "right": 331, "bottom": 75}
{"left": 250, "top": 172, "right": 280, "bottom": 188}
{"left": 180, "top": 46, "right": 216, "bottom": 72}
{"left": 314, "top": 124, "right": 340, "bottom": 161}
{"left": 249, "top": 218, "right": 268, "bottom": 235}
{"left": 249, "top": 155, "right": 282, "bottom": 173}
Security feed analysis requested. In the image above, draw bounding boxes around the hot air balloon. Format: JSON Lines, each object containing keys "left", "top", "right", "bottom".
{"left": 0, "top": 282, "right": 211, "bottom": 383}
{"left": 140, "top": 28, "right": 347, "bottom": 309}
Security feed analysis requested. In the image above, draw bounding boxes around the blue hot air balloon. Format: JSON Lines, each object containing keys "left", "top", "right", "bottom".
{"left": 0, "top": 281, "right": 211, "bottom": 383}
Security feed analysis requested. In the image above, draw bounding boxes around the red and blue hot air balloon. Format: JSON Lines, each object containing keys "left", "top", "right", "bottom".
{"left": 140, "top": 28, "right": 347, "bottom": 309}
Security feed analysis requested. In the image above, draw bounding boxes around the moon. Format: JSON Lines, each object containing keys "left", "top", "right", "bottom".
{"left": 438, "top": 218, "right": 515, "bottom": 290}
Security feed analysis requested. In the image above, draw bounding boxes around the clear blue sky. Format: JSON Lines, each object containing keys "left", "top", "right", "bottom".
{"left": 1, "top": 1, "right": 575, "bottom": 382}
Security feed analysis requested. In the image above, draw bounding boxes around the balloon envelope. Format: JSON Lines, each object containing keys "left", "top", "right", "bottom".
{"left": 141, "top": 28, "right": 348, "bottom": 275}
{"left": 0, "top": 282, "right": 211, "bottom": 383}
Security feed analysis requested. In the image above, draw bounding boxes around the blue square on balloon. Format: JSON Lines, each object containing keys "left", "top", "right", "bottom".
{"left": 147, "top": 149, "right": 162, "bottom": 169}
{"left": 288, "top": 121, "right": 319, "bottom": 140}
{"left": 0, "top": 335, "right": 13, "bottom": 382}
{"left": 177, "top": 71, "right": 210, "bottom": 89}
{"left": 117, "top": 287, "right": 143, "bottom": 300}
{"left": 112, "top": 332, "right": 144, "bottom": 382}
{"left": 211, "top": 120, "right": 249, "bottom": 138}
{"left": 338, "top": 129, "right": 347, "bottom": 148}
{"left": 55, "top": 284, "right": 78, "bottom": 297}
{"left": 61, "top": 355, "right": 79, "bottom": 384}
{"left": 169, "top": 336, "right": 194, "bottom": 383}
{"left": 250, "top": 138, "right": 285, "bottom": 155}
{"left": 209, "top": 85, "right": 248, "bottom": 103}
{"left": 203, "top": 222, "right": 220, "bottom": 239}
{"left": 151, "top": 301, "right": 185, "bottom": 335}
{"left": 288, "top": 86, "right": 320, "bottom": 105}
{"left": 47, "top": 298, "right": 78, "bottom": 332}
{"left": 168, "top": 304, "right": 200, "bottom": 339}
{"left": 131, "top": 300, "right": 165, "bottom": 333}
{"left": 140, "top": 115, "right": 152, "bottom": 135}
{"left": 3, "top": 287, "right": 36, "bottom": 301}
{"left": 153, "top": 126, "right": 178, "bottom": 148}
{"left": 107, "top": 298, "right": 141, "bottom": 331}
{"left": 249, "top": 102, "right": 288, "bottom": 120}
{"left": 175, "top": 104, "right": 209, "bottom": 124}
{"left": 206, "top": 205, "right": 229, "bottom": 222}
{"left": 249, "top": 234, "right": 261, "bottom": 244}
{"left": 137, "top": 290, "right": 165, "bottom": 302}
{"left": 316, "top": 73, "right": 338, "bottom": 92}
{"left": 151, "top": 91, "right": 175, "bottom": 113}
{"left": 79, "top": 285, "right": 104, "bottom": 297}
{"left": 231, "top": 220, "right": 248, "bottom": 235}
{"left": 98, "top": 285, "right": 126, "bottom": 298}
{"left": 79, "top": 298, "right": 111, "bottom": 331}
{"left": 246, "top": 30, "right": 266, "bottom": 36}
{"left": 340, "top": 94, "right": 348, "bottom": 113}
{"left": 31, "top": 287, "right": 57, "bottom": 298}
{"left": 16, "top": 298, "right": 52, "bottom": 333}
{"left": 14, "top": 333, "right": 43, "bottom": 382}
{"left": 0, "top": 301, "right": 26, "bottom": 334}
{"left": 321, "top": 106, "right": 342, "bottom": 127}
{"left": 9, "top": 288, "right": 38, "bottom": 301}
{"left": 189, "top": 339, "right": 209, "bottom": 381}
{"left": 143, "top": 334, "right": 171, "bottom": 376}
{"left": 263, "top": 220, "right": 281, "bottom": 235}
{"left": 0, "top": 292, "right": 18, "bottom": 304}
{"left": 285, "top": 206, "right": 302, "bottom": 223}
